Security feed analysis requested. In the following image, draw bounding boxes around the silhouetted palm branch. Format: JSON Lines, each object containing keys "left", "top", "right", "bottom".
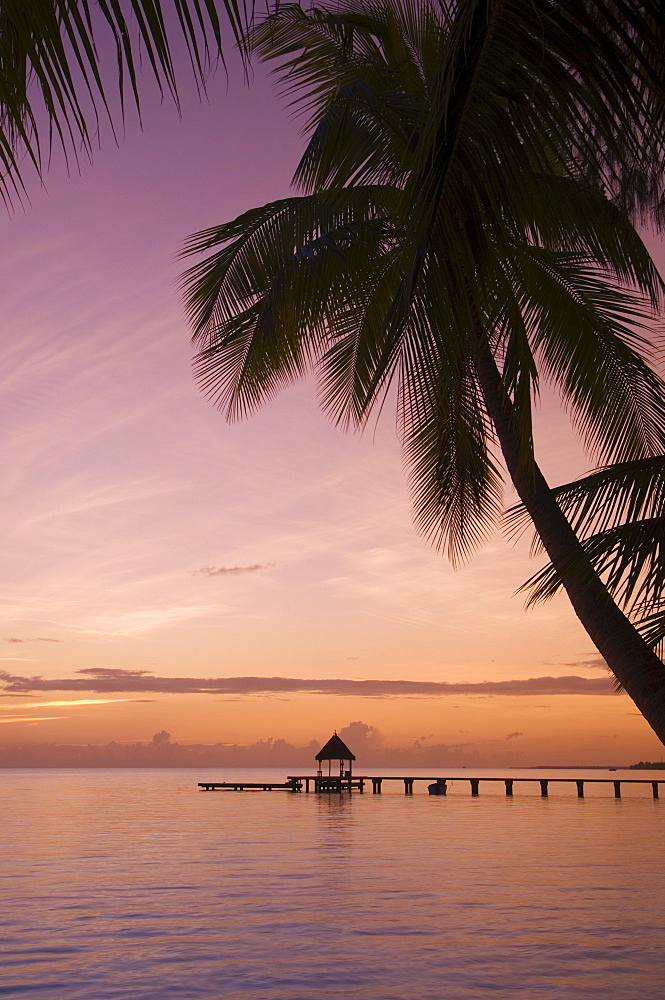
{"left": 0, "top": 0, "right": 247, "bottom": 205}
{"left": 508, "top": 458, "right": 665, "bottom": 651}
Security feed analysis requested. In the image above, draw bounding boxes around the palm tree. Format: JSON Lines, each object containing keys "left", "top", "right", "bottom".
{"left": 0, "top": 0, "right": 247, "bottom": 206}
{"left": 180, "top": 0, "right": 665, "bottom": 742}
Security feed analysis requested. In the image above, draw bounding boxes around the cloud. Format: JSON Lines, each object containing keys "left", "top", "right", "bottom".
{"left": 67, "top": 604, "right": 216, "bottom": 637}
{"left": 339, "top": 720, "right": 382, "bottom": 749}
{"left": 190, "top": 564, "right": 272, "bottom": 577}
{"left": 151, "top": 730, "right": 172, "bottom": 745}
{"left": 0, "top": 698, "right": 140, "bottom": 709}
{"left": 6, "top": 637, "right": 60, "bottom": 644}
{"left": 550, "top": 657, "right": 608, "bottom": 672}
{"left": 77, "top": 667, "right": 152, "bottom": 678}
{"left": 505, "top": 731, "right": 524, "bottom": 740}
{"left": 0, "top": 716, "right": 67, "bottom": 724}
{"left": 0, "top": 668, "right": 616, "bottom": 697}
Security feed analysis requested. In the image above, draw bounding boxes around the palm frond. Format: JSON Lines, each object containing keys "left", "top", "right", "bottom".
{"left": 181, "top": 187, "right": 402, "bottom": 420}
{"left": 511, "top": 456, "right": 665, "bottom": 651}
{"left": 506, "top": 457, "right": 665, "bottom": 545}
{"left": 400, "top": 318, "right": 504, "bottom": 563}
{"left": 251, "top": 1, "right": 442, "bottom": 193}
{"left": 0, "top": 0, "right": 246, "bottom": 205}
{"left": 635, "top": 608, "right": 665, "bottom": 656}
{"left": 509, "top": 248, "right": 665, "bottom": 463}
{"left": 396, "top": 0, "right": 665, "bottom": 340}
{"left": 520, "top": 517, "right": 665, "bottom": 607}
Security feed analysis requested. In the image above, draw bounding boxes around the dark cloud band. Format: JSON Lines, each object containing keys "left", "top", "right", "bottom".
{"left": 0, "top": 667, "right": 615, "bottom": 697}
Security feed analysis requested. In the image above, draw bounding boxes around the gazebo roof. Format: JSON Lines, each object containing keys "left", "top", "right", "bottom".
{"left": 315, "top": 732, "right": 356, "bottom": 761}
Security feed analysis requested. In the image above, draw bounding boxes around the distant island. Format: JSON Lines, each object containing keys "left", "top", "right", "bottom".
{"left": 629, "top": 761, "right": 665, "bottom": 769}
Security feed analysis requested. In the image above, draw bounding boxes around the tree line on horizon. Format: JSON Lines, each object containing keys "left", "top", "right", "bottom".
{"left": 2, "top": 1, "right": 665, "bottom": 742}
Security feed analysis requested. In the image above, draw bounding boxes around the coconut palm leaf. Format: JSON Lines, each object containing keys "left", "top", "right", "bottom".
{"left": 395, "top": 0, "right": 665, "bottom": 349}
{"left": 636, "top": 609, "right": 665, "bottom": 653}
{"left": 0, "top": 0, "right": 247, "bottom": 205}
{"left": 509, "top": 458, "right": 665, "bottom": 645}
{"left": 251, "top": 1, "right": 442, "bottom": 192}
{"left": 400, "top": 330, "right": 504, "bottom": 563}
{"left": 521, "top": 517, "right": 665, "bottom": 606}
{"left": 409, "top": 0, "right": 665, "bottom": 229}
{"left": 181, "top": 187, "right": 401, "bottom": 420}
{"left": 506, "top": 457, "right": 665, "bottom": 544}
{"left": 510, "top": 248, "right": 665, "bottom": 462}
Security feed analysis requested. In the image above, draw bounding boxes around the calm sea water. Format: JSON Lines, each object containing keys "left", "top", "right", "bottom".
{"left": 1, "top": 767, "right": 664, "bottom": 999}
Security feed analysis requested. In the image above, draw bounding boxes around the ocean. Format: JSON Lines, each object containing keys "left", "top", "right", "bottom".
{"left": 1, "top": 767, "right": 664, "bottom": 999}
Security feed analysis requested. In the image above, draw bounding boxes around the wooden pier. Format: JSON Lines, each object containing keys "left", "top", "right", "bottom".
{"left": 284, "top": 774, "right": 665, "bottom": 798}
{"left": 198, "top": 779, "right": 302, "bottom": 792}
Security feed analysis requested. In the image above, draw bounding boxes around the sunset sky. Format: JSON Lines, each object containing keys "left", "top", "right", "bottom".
{"left": 1, "top": 33, "right": 664, "bottom": 767}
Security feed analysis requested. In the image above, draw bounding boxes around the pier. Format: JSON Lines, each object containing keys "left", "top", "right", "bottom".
{"left": 198, "top": 779, "right": 302, "bottom": 792}
{"left": 284, "top": 774, "right": 665, "bottom": 798}
{"left": 199, "top": 774, "right": 665, "bottom": 797}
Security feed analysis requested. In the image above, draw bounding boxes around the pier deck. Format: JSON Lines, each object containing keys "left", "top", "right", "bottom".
{"left": 198, "top": 775, "right": 665, "bottom": 798}
{"left": 286, "top": 775, "right": 665, "bottom": 798}
{"left": 198, "top": 780, "right": 302, "bottom": 792}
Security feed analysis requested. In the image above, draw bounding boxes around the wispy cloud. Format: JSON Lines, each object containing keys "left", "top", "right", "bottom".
{"left": 69, "top": 604, "right": 217, "bottom": 637}
{"left": 505, "top": 731, "right": 524, "bottom": 740}
{"left": 190, "top": 563, "right": 273, "bottom": 577}
{"left": 0, "top": 716, "right": 67, "bottom": 725}
{"left": 5, "top": 637, "right": 60, "bottom": 644}
{"left": 17, "top": 478, "right": 185, "bottom": 530}
{"left": 553, "top": 657, "right": 608, "bottom": 672}
{"left": 0, "top": 667, "right": 616, "bottom": 697}
{"left": 0, "top": 698, "right": 139, "bottom": 709}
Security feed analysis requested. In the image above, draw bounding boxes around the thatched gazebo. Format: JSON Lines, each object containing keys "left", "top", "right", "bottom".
{"left": 315, "top": 732, "right": 356, "bottom": 782}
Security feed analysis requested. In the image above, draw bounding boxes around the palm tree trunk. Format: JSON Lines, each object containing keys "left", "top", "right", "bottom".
{"left": 472, "top": 335, "right": 665, "bottom": 745}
